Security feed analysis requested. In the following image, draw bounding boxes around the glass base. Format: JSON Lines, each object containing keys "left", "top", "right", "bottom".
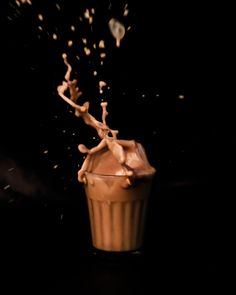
{"left": 90, "top": 247, "right": 145, "bottom": 266}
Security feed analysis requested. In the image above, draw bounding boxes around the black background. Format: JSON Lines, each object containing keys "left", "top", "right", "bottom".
{"left": 0, "top": 0, "right": 233, "bottom": 293}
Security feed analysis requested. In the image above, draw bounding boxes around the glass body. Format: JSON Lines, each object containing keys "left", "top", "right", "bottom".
{"left": 84, "top": 172, "right": 153, "bottom": 252}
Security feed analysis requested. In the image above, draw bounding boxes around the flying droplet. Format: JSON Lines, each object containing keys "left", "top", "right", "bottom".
{"left": 84, "top": 9, "right": 90, "bottom": 19}
{"left": 123, "top": 4, "right": 129, "bottom": 16}
{"left": 52, "top": 33, "right": 57, "bottom": 40}
{"left": 100, "top": 53, "right": 106, "bottom": 58}
{"left": 108, "top": 18, "right": 125, "bottom": 47}
{"left": 99, "top": 40, "right": 105, "bottom": 48}
{"left": 99, "top": 81, "right": 106, "bottom": 89}
{"left": 68, "top": 40, "right": 73, "bottom": 47}
{"left": 98, "top": 81, "right": 107, "bottom": 93}
{"left": 55, "top": 3, "right": 61, "bottom": 10}
{"left": 38, "top": 14, "right": 43, "bottom": 21}
{"left": 4, "top": 184, "right": 11, "bottom": 190}
{"left": 17, "top": 0, "right": 32, "bottom": 5}
{"left": 70, "top": 25, "right": 75, "bottom": 31}
{"left": 89, "top": 16, "right": 93, "bottom": 24}
{"left": 178, "top": 94, "right": 185, "bottom": 99}
{"left": 84, "top": 47, "right": 91, "bottom": 55}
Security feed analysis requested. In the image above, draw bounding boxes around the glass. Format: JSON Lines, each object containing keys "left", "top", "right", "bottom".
{"left": 84, "top": 171, "right": 154, "bottom": 252}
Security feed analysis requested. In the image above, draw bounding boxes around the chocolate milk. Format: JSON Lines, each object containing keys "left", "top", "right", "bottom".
{"left": 82, "top": 143, "right": 155, "bottom": 252}
{"left": 57, "top": 54, "right": 156, "bottom": 252}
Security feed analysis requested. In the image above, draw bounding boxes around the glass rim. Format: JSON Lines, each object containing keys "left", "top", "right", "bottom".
{"left": 84, "top": 171, "right": 128, "bottom": 178}
{"left": 84, "top": 171, "right": 155, "bottom": 178}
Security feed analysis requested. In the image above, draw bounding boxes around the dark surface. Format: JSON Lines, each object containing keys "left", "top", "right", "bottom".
{"left": 0, "top": 180, "right": 227, "bottom": 294}
{"left": 0, "top": 0, "right": 233, "bottom": 294}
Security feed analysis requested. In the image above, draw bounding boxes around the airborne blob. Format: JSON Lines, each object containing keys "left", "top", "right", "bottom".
{"left": 108, "top": 18, "right": 125, "bottom": 47}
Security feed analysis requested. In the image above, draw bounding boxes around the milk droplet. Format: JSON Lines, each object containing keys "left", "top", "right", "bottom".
{"left": 123, "top": 4, "right": 129, "bottom": 16}
{"left": 84, "top": 9, "right": 90, "bottom": 19}
{"left": 84, "top": 47, "right": 91, "bottom": 55}
{"left": 4, "top": 184, "right": 11, "bottom": 190}
{"left": 55, "top": 3, "right": 61, "bottom": 10}
{"left": 68, "top": 40, "right": 73, "bottom": 47}
{"left": 89, "top": 16, "right": 93, "bottom": 24}
{"left": 38, "top": 14, "right": 43, "bottom": 21}
{"left": 17, "top": 0, "right": 32, "bottom": 5}
{"left": 52, "top": 33, "right": 57, "bottom": 40}
{"left": 99, "top": 40, "right": 105, "bottom": 48}
{"left": 108, "top": 18, "right": 125, "bottom": 47}
{"left": 99, "top": 81, "right": 107, "bottom": 88}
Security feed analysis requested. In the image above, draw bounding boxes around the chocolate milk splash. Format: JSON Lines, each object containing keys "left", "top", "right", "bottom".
{"left": 57, "top": 54, "right": 155, "bottom": 187}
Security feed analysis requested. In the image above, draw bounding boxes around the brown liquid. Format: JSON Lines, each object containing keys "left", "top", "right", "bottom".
{"left": 81, "top": 143, "right": 155, "bottom": 252}
{"left": 85, "top": 172, "right": 153, "bottom": 252}
{"left": 57, "top": 55, "right": 156, "bottom": 252}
